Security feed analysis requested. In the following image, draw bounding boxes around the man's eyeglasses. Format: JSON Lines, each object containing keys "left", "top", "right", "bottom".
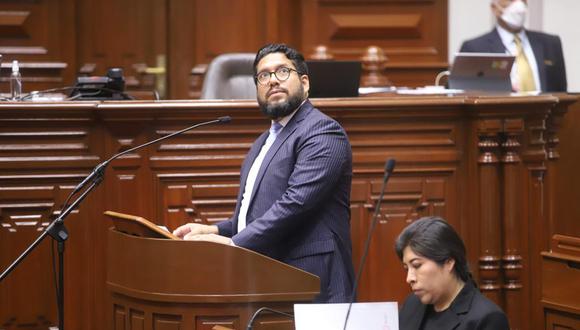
{"left": 255, "top": 67, "right": 302, "bottom": 85}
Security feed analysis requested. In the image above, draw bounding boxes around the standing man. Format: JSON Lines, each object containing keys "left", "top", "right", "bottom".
{"left": 459, "top": 0, "right": 567, "bottom": 92}
{"left": 173, "top": 43, "right": 355, "bottom": 303}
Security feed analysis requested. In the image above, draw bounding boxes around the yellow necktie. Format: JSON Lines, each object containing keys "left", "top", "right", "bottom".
{"left": 514, "top": 34, "right": 536, "bottom": 92}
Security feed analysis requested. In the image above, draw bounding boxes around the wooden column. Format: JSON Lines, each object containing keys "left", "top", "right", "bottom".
{"left": 477, "top": 120, "right": 503, "bottom": 306}
{"left": 501, "top": 119, "right": 525, "bottom": 330}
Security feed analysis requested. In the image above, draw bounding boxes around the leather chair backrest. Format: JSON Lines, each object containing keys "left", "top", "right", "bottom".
{"left": 200, "top": 53, "right": 257, "bottom": 99}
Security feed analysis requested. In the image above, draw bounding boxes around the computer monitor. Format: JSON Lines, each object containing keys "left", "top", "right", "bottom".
{"left": 448, "top": 53, "right": 515, "bottom": 92}
{"left": 306, "top": 60, "right": 361, "bottom": 98}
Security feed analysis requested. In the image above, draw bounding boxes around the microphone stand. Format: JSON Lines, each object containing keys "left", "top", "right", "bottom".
{"left": 0, "top": 116, "right": 232, "bottom": 330}
{"left": 1, "top": 179, "right": 102, "bottom": 330}
{"left": 342, "top": 158, "right": 396, "bottom": 330}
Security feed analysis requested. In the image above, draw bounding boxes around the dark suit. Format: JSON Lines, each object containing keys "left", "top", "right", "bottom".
{"left": 216, "top": 100, "right": 354, "bottom": 303}
{"left": 399, "top": 282, "right": 509, "bottom": 330}
{"left": 460, "top": 28, "right": 567, "bottom": 92}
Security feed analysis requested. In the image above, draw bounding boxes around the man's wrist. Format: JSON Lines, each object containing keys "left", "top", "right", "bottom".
{"left": 207, "top": 225, "right": 219, "bottom": 235}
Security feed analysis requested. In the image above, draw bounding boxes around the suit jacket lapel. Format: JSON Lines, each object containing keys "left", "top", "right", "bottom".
{"left": 246, "top": 101, "right": 311, "bottom": 217}
{"left": 445, "top": 282, "right": 476, "bottom": 329}
{"left": 403, "top": 301, "right": 427, "bottom": 330}
{"left": 527, "top": 31, "right": 547, "bottom": 92}
{"left": 232, "top": 130, "right": 269, "bottom": 231}
{"left": 488, "top": 29, "right": 508, "bottom": 53}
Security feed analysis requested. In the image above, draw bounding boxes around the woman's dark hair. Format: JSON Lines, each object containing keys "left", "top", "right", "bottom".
{"left": 252, "top": 43, "right": 309, "bottom": 84}
{"left": 395, "top": 216, "right": 472, "bottom": 283}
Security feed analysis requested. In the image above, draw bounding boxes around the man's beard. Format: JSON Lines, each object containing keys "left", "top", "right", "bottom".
{"left": 258, "top": 87, "right": 305, "bottom": 119}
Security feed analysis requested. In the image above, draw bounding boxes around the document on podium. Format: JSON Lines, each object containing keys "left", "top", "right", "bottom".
{"left": 294, "top": 302, "right": 398, "bottom": 330}
{"left": 104, "top": 210, "right": 179, "bottom": 240}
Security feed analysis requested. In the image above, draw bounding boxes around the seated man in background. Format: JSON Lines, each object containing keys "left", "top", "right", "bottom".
{"left": 459, "top": 0, "right": 567, "bottom": 92}
{"left": 173, "top": 43, "right": 355, "bottom": 303}
{"left": 395, "top": 217, "right": 509, "bottom": 330}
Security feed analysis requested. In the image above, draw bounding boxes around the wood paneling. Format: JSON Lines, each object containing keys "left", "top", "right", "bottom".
{"left": 554, "top": 94, "right": 580, "bottom": 238}
{"left": 0, "top": 0, "right": 447, "bottom": 99}
{"left": 300, "top": 0, "right": 448, "bottom": 87}
{"left": 545, "top": 312, "right": 580, "bottom": 330}
{"left": 0, "top": 94, "right": 576, "bottom": 329}
{"left": 539, "top": 94, "right": 580, "bottom": 329}
{"left": 106, "top": 228, "right": 314, "bottom": 329}
{"left": 542, "top": 235, "right": 580, "bottom": 330}
{"left": 301, "top": 0, "right": 447, "bottom": 61}
{"left": 76, "top": 0, "right": 168, "bottom": 96}
{"left": 0, "top": 0, "right": 76, "bottom": 93}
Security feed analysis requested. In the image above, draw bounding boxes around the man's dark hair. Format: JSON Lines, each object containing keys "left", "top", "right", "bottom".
{"left": 253, "top": 43, "right": 309, "bottom": 84}
{"left": 395, "top": 216, "right": 472, "bottom": 283}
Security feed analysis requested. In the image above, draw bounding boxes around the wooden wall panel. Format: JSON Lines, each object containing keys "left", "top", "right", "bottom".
{"left": 76, "top": 0, "right": 168, "bottom": 96}
{"left": 0, "top": 184, "right": 57, "bottom": 329}
{"left": 554, "top": 94, "right": 580, "bottom": 238}
{"left": 301, "top": 0, "right": 446, "bottom": 61}
{"left": 354, "top": 174, "right": 455, "bottom": 302}
{"left": 541, "top": 235, "right": 580, "bottom": 330}
{"left": 0, "top": 0, "right": 447, "bottom": 99}
{"left": 544, "top": 95, "right": 580, "bottom": 330}
{"left": 1, "top": 95, "right": 575, "bottom": 330}
{"left": 0, "top": 104, "right": 105, "bottom": 329}
{"left": 193, "top": 0, "right": 269, "bottom": 63}
{"left": 0, "top": 0, "right": 75, "bottom": 93}
{"left": 299, "top": 0, "right": 448, "bottom": 87}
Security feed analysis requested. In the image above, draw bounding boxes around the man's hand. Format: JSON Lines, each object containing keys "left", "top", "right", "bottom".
{"left": 184, "top": 233, "right": 232, "bottom": 245}
{"left": 172, "top": 223, "right": 218, "bottom": 239}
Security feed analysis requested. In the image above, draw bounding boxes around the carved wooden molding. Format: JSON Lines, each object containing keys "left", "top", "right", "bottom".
{"left": 329, "top": 14, "right": 422, "bottom": 39}
{"left": 0, "top": 11, "right": 30, "bottom": 38}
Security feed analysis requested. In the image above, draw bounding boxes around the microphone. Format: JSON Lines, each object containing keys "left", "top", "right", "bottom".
{"left": 342, "top": 158, "right": 396, "bottom": 330}
{"left": 1, "top": 116, "right": 233, "bottom": 330}
{"left": 246, "top": 307, "right": 294, "bottom": 330}
{"left": 63, "top": 116, "right": 232, "bottom": 207}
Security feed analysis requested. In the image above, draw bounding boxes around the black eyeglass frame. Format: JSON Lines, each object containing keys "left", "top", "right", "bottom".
{"left": 255, "top": 67, "right": 303, "bottom": 85}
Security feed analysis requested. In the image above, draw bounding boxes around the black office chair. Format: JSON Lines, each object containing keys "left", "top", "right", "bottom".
{"left": 200, "top": 53, "right": 257, "bottom": 99}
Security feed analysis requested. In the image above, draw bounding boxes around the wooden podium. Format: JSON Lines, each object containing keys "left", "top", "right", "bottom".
{"left": 106, "top": 219, "right": 320, "bottom": 330}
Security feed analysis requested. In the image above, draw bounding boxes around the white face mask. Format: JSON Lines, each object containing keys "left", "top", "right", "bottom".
{"left": 500, "top": 0, "right": 528, "bottom": 30}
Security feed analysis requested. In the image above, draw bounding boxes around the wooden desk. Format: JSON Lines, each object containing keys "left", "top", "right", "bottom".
{"left": 0, "top": 94, "right": 577, "bottom": 330}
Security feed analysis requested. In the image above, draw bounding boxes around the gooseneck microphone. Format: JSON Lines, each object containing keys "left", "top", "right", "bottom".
{"left": 63, "top": 116, "right": 232, "bottom": 207}
{"left": 246, "top": 307, "right": 294, "bottom": 330}
{"left": 342, "top": 158, "right": 396, "bottom": 330}
{"left": 0, "top": 116, "right": 232, "bottom": 330}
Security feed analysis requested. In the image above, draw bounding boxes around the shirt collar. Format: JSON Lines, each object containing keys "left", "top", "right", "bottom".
{"left": 496, "top": 25, "right": 528, "bottom": 48}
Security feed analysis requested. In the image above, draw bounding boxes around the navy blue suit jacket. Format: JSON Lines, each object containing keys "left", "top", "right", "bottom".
{"left": 217, "top": 100, "right": 355, "bottom": 303}
{"left": 460, "top": 29, "right": 567, "bottom": 92}
{"left": 399, "top": 282, "right": 509, "bottom": 330}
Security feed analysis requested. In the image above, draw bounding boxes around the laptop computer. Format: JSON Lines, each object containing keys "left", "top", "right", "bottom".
{"left": 448, "top": 53, "right": 515, "bottom": 92}
{"left": 306, "top": 60, "right": 361, "bottom": 98}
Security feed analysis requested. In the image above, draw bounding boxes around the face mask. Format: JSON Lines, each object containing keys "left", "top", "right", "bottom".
{"left": 501, "top": 0, "right": 528, "bottom": 30}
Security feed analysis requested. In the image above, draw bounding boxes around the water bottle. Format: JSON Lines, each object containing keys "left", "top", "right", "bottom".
{"left": 10, "top": 60, "right": 22, "bottom": 100}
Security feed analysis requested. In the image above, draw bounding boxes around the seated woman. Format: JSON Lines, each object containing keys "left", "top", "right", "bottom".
{"left": 395, "top": 216, "right": 509, "bottom": 330}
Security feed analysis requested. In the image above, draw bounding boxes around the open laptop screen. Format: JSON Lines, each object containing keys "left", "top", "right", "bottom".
{"left": 449, "top": 53, "right": 515, "bottom": 92}
{"left": 306, "top": 60, "right": 361, "bottom": 98}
